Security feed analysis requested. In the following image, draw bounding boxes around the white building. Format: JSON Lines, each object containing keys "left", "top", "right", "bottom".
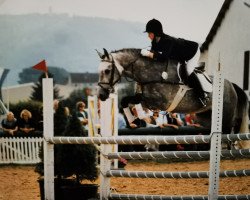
{"left": 200, "top": 0, "right": 250, "bottom": 97}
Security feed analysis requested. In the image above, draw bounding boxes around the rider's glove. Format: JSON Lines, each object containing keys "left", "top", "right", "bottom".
{"left": 141, "top": 49, "right": 151, "bottom": 57}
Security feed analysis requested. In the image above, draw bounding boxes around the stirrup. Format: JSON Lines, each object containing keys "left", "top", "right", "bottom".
{"left": 199, "top": 95, "right": 209, "bottom": 107}
{"left": 199, "top": 98, "right": 207, "bottom": 107}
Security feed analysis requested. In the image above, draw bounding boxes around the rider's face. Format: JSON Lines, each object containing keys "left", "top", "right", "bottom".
{"left": 148, "top": 32, "right": 154, "bottom": 41}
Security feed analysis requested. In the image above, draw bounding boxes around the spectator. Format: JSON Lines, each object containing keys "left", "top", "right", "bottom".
{"left": 64, "top": 106, "right": 71, "bottom": 118}
{"left": 18, "top": 109, "right": 36, "bottom": 135}
{"left": 166, "top": 112, "right": 183, "bottom": 128}
{"left": 149, "top": 110, "right": 168, "bottom": 128}
{"left": 150, "top": 110, "right": 181, "bottom": 129}
{"left": 185, "top": 113, "right": 208, "bottom": 151}
{"left": 166, "top": 112, "right": 184, "bottom": 150}
{"left": 143, "top": 107, "right": 153, "bottom": 118}
{"left": 82, "top": 87, "right": 92, "bottom": 107}
{"left": 76, "top": 101, "right": 88, "bottom": 130}
{"left": 128, "top": 106, "right": 147, "bottom": 128}
{"left": 185, "top": 113, "right": 201, "bottom": 127}
{"left": 1, "top": 112, "right": 18, "bottom": 136}
{"left": 53, "top": 99, "right": 59, "bottom": 113}
{"left": 37, "top": 106, "right": 43, "bottom": 132}
{"left": 179, "top": 113, "right": 187, "bottom": 126}
{"left": 118, "top": 107, "right": 127, "bottom": 129}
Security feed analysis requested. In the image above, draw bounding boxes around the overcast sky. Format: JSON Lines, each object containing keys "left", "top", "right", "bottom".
{"left": 0, "top": 0, "right": 224, "bottom": 42}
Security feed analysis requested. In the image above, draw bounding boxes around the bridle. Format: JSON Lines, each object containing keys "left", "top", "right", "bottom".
{"left": 98, "top": 58, "right": 122, "bottom": 93}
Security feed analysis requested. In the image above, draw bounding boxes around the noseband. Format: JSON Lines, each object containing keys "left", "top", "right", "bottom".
{"left": 98, "top": 59, "right": 122, "bottom": 93}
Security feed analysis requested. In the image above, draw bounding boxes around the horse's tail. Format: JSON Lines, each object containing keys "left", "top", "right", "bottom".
{"left": 232, "top": 83, "right": 250, "bottom": 149}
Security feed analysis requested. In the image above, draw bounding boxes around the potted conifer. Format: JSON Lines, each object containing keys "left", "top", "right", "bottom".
{"left": 36, "top": 102, "right": 98, "bottom": 200}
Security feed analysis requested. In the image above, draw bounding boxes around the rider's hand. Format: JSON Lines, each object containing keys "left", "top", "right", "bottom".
{"left": 141, "top": 49, "right": 151, "bottom": 57}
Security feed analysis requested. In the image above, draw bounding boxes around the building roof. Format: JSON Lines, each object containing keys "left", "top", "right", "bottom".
{"left": 70, "top": 73, "right": 99, "bottom": 84}
{"left": 200, "top": 0, "right": 233, "bottom": 52}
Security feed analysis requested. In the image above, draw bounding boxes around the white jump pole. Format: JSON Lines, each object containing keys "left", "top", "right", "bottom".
{"left": 208, "top": 64, "right": 224, "bottom": 199}
{"left": 100, "top": 97, "right": 113, "bottom": 200}
{"left": 43, "top": 78, "right": 54, "bottom": 200}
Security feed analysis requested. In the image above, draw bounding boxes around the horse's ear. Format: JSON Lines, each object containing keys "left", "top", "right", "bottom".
{"left": 95, "top": 49, "right": 105, "bottom": 59}
{"left": 103, "top": 48, "right": 110, "bottom": 60}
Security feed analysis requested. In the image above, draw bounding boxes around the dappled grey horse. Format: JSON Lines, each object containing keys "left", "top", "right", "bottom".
{"left": 97, "top": 48, "right": 250, "bottom": 149}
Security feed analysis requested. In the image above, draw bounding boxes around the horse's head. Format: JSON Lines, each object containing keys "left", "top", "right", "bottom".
{"left": 97, "top": 48, "right": 124, "bottom": 101}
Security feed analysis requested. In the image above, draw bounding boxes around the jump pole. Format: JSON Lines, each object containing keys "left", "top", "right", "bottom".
{"left": 43, "top": 78, "right": 54, "bottom": 200}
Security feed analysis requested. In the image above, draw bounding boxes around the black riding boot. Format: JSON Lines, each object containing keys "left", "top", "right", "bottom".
{"left": 187, "top": 72, "right": 209, "bottom": 107}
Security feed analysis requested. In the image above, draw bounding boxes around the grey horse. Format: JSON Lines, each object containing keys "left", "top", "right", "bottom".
{"left": 97, "top": 48, "right": 250, "bottom": 149}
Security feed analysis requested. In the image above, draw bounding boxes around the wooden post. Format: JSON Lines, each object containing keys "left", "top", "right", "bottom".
{"left": 43, "top": 78, "right": 54, "bottom": 200}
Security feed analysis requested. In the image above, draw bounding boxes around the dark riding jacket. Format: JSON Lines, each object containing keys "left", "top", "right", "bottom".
{"left": 151, "top": 34, "right": 199, "bottom": 62}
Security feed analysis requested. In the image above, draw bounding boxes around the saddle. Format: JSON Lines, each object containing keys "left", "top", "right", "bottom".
{"left": 178, "top": 62, "right": 212, "bottom": 93}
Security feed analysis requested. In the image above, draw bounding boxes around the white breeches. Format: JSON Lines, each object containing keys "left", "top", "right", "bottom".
{"left": 186, "top": 48, "right": 200, "bottom": 75}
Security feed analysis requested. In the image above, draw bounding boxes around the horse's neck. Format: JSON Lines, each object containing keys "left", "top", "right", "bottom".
{"left": 114, "top": 52, "right": 137, "bottom": 68}
{"left": 113, "top": 51, "right": 138, "bottom": 78}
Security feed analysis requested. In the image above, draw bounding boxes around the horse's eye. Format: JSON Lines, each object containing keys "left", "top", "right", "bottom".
{"left": 104, "top": 69, "right": 110, "bottom": 75}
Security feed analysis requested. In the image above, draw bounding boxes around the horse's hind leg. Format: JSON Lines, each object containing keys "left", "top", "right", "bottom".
{"left": 232, "top": 83, "right": 250, "bottom": 149}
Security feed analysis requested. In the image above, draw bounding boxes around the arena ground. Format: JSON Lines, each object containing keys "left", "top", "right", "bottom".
{"left": 0, "top": 159, "right": 250, "bottom": 200}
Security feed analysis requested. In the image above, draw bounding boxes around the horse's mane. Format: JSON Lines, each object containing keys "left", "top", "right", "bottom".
{"left": 110, "top": 48, "right": 171, "bottom": 67}
{"left": 111, "top": 48, "right": 141, "bottom": 56}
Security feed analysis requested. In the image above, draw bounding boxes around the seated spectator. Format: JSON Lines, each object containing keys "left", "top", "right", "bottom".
{"left": 18, "top": 109, "right": 36, "bottom": 135}
{"left": 185, "top": 113, "right": 201, "bottom": 127}
{"left": 1, "top": 112, "right": 18, "bottom": 136}
{"left": 147, "top": 109, "right": 165, "bottom": 128}
{"left": 166, "top": 112, "right": 183, "bottom": 128}
{"left": 143, "top": 107, "right": 153, "bottom": 117}
{"left": 128, "top": 106, "right": 148, "bottom": 128}
{"left": 118, "top": 107, "right": 127, "bottom": 129}
{"left": 152, "top": 111, "right": 184, "bottom": 151}
{"left": 76, "top": 101, "right": 88, "bottom": 130}
{"left": 127, "top": 107, "right": 162, "bottom": 129}
{"left": 150, "top": 110, "right": 181, "bottom": 129}
{"left": 179, "top": 113, "right": 187, "bottom": 126}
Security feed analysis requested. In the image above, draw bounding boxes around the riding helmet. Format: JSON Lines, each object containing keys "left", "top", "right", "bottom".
{"left": 144, "top": 18, "right": 163, "bottom": 36}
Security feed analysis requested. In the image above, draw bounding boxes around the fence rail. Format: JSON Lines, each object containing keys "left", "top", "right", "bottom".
{"left": 0, "top": 137, "right": 43, "bottom": 164}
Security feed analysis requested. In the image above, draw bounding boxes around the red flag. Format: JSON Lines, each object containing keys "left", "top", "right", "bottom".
{"left": 32, "top": 60, "right": 48, "bottom": 72}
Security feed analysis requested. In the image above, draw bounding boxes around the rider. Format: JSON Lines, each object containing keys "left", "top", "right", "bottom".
{"left": 140, "top": 18, "right": 209, "bottom": 106}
